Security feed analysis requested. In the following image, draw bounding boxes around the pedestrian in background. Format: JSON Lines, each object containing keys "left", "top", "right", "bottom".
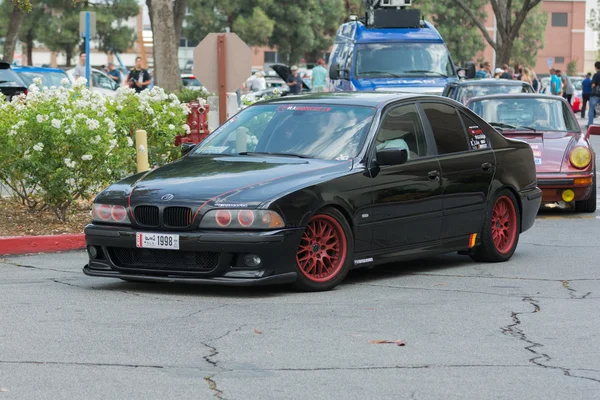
{"left": 550, "top": 69, "right": 561, "bottom": 95}
{"left": 476, "top": 62, "right": 491, "bottom": 79}
{"left": 74, "top": 52, "right": 87, "bottom": 80}
{"left": 500, "top": 64, "right": 512, "bottom": 80}
{"left": 562, "top": 72, "right": 575, "bottom": 104}
{"left": 107, "top": 62, "right": 121, "bottom": 85}
{"left": 127, "top": 57, "right": 151, "bottom": 93}
{"left": 587, "top": 62, "right": 600, "bottom": 128}
{"left": 287, "top": 65, "right": 302, "bottom": 95}
{"left": 581, "top": 72, "right": 592, "bottom": 118}
{"left": 249, "top": 71, "right": 266, "bottom": 92}
{"left": 531, "top": 70, "right": 540, "bottom": 92}
{"left": 493, "top": 68, "right": 503, "bottom": 79}
{"left": 520, "top": 67, "right": 533, "bottom": 86}
{"left": 311, "top": 59, "right": 327, "bottom": 92}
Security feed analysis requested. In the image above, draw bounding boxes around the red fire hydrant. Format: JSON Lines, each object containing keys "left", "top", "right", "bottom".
{"left": 175, "top": 99, "right": 210, "bottom": 146}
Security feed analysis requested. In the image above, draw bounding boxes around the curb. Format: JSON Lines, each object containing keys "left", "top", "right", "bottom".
{"left": 0, "top": 234, "right": 85, "bottom": 256}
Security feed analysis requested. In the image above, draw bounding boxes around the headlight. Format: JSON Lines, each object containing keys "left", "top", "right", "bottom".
{"left": 92, "top": 203, "right": 131, "bottom": 224}
{"left": 200, "top": 209, "right": 284, "bottom": 229}
{"left": 569, "top": 146, "right": 592, "bottom": 169}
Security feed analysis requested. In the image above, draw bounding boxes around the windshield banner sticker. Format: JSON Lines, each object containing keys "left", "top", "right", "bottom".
{"left": 276, "top": 104, "right": 331, "bottom": 113}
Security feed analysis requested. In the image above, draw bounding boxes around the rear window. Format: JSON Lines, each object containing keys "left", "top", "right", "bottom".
{"left": 0, "top": 68, "right": 21, "bottom": 84}
{"left": 457, "top": 84, "right": 533, "bottom": 104}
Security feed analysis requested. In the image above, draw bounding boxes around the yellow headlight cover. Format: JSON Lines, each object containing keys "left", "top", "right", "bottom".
{"left": 570, "top": 147, "right": 591, "bottom": 169}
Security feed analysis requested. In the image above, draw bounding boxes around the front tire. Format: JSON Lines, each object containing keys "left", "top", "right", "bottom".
{"left": 293, "top": 207, "right": 353, "bottom": 292}
{"left": 471, "top": 189, "right": 521, "bottom": 262}
{"left": 575, "top": 173, "right": 597, "bottom": 213}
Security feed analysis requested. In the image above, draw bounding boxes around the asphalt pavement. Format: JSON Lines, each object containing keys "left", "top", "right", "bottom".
{"left": 1, "top": 138, "right": 599, "bottom": 400}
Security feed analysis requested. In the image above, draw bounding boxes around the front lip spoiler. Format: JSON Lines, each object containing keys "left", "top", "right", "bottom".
{"left": 83, "top": 265, "right": 297, "bottom": 286}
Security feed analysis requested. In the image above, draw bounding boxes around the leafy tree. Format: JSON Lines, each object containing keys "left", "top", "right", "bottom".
{"left": 184, "top": 0, "right": 275, "bottom": 47}
{"left": 95, "top": 0, "right": 139, "bottom": 54}
{"left": 417, "top": 0, "right": 487, "bottom": 66}
{"left": 449, "top": 0, "right": 543, "bottom": 66}
{"left": 510, "top": 3, "right": 547, "bottom": 68}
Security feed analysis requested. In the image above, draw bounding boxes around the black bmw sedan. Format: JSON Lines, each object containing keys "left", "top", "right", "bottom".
{"left": 83, "top": 93, "right": 542, "bottom": 291}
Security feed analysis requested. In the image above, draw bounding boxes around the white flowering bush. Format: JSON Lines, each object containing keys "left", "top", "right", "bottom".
{"left": 0, "top": 78, "right": 189, "bottom": 220}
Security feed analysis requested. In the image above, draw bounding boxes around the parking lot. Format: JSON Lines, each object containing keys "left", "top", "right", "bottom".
{"left": 1, "top": 136, "right": 599, "bottom": 400}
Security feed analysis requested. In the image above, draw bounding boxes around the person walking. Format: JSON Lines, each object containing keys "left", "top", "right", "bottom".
{"left": 587, "top": 62, "right": 600, "bottom": 128}
{"left": 581, "top": 72, "right": 592, "bottom": 118}
{"left": 286, "top": 65, "right": 302, "bottom": 95}
{"left": 127, "top": 57, "right": 151, "bottom": 93}
{"left": 249, "top": 71, "right": 266, "bottom": 92}
{"left": 311, "top": 59, "right": 327, "bottom": 92}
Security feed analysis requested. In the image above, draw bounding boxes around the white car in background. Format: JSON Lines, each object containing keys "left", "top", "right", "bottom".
{"left": 66, "top": 67, "right": 120, "bottom": 96}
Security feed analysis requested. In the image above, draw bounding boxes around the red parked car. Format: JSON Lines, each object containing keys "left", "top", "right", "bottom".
{"left": 468, "top": 94, "right": 596, "bottom": 212}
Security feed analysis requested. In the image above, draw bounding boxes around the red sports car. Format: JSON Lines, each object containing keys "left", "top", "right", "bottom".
{"left": 467, "top": 94, "right": 596, "bottom": 212}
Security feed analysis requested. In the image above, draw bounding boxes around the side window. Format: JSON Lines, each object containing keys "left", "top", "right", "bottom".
{"left": 421, "top": 102, "right": 469, "bottom": 154}
{"left": 375, "top": 104, "right": 428, "bottom": 160}
{"left": 460, "top": 112, "right": 491, "bottom": 151}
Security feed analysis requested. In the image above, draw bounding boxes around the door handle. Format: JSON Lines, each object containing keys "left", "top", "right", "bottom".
{"left": 481, "top": 162, "right": 493, "bottom": 172}
{"left": 428, "top": 170, "right": 440, "bottom": 181}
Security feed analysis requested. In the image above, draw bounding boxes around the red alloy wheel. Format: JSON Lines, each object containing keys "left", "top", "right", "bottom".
{"left": 296, "top": 214, "right": 348, "bottom": 283}
{"left": 491, "top": 196, "right": 518, "bottom": 254}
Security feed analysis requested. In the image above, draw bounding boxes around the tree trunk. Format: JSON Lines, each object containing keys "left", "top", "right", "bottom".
{"left": 173, "top": 0, "right": 187, "bottom": 45}
{"left": 3, "top": 6, "right": 25, "bottom": 63}
{"left": 26, "top": 29, "right": 34, "bottom": 66}
{"left": 146, "top": 0, "right": 156, "bottom": 68}
{"left": 65, "top": 47, "right": 73, "bottom": 67}
{"left": 149, "top": 0, "right": 180, "bottom": 91}
{"left": 496, "top": 40, "right": 513, "bottom": 67}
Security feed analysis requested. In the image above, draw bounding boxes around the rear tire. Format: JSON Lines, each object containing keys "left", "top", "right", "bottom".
{"left": 293, "top": 207, "right": 353, "bottom": 292}
{"left": 575, "top": 173, "right": 597, "bottom": 213}
{"left": 471, "top": 189, "right": 521, "bottom": 263}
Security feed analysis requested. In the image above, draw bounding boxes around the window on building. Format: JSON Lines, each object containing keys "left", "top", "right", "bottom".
{"left": 555, "top": 56, "right": 565, "bottom": 64}
{"left": 551, "top": 12, "right": 568, "bottom": 27}
{"left": 264, "top": 51, "right": 278, "bottom": 63}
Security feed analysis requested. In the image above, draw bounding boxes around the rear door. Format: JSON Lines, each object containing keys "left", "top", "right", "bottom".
{"left": 420, "top": 102, "right": 495, "bottom": 239}
{"left": 369, "top": 103, "right": 443, "bottom": 250}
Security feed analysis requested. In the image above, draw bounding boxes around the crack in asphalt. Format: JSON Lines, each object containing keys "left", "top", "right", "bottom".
{"left": 202, "top": 325, "right": 246, "bottom": 400}
{"left": 264, "top": 364, "right": 531, "bottom": 372}
{"left": 521, "top": 242, "right": 593, "bottom": 248}
{"left": 0, "top": 258, "right": 76, "bottom": 274}
{"left": 0, "top": 360, "right": 163, "bottom": 369}
{"left": 184, "top": 304, "right": 229, "bottom": 319}
{"left": 501, "top": 297, "right": 600, "bottom": 385}
{"left": 561, "top": 280, "right": 592, "bottom": 300}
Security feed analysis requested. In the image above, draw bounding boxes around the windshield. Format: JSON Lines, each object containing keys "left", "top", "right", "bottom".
{"left": 468, "top": 97, "right": 579, "bottom": 132}
{"left": 182, "top": 77, "right": 201, "bottom": 87}
{"left": 17, "top": 71, "right": 68, "bottom": 87}
{"left": 457, "top": 84, "right": 532, "bottom": 104}
{"left": 193, "top": 103, "right": 376, "bottom": 160}
{"left": 355, "top": 42, "right": 454, "bottom": 78}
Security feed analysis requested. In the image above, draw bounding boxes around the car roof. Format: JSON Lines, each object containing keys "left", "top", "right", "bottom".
{"left": 12, "top": 66, "right": 66, "bottom": 73}
{"left": 336, "top": 21, "right": 444, "bottom": 44}
{"left": 466, "top": 93, "right": 570, "bottom": 105}
{"left": 452, "top": 78, "right": 529, "bottom": 87}
{"left": 260, "top": 92, "right": 447, "bottom": 108}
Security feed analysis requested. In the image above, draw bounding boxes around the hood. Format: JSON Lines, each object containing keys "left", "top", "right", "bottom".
{"left": 269, "top": 64, "right": 311, "bottom": 91}
{"left": 356, "top": 77, "right": 450, "bottom": 94}
{"left": 97, "top": 155, "right": 352, "bottom": 212}
{"left": 500, "top": 130, "right": 580, "bottom": 173}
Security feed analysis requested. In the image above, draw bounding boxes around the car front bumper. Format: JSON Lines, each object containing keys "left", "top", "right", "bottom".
{"left": 536, "top": 173, "right": 594, "bottom": 203}
{"left": 83, "top": 224, "right": 304, "bottom": 286}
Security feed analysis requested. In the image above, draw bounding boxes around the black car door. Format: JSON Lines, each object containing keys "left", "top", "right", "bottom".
{"left": 369, "top": 103, "right": 443, "bottom": 250}
{"left": 419, "top": 102, "right": 495, "bottom": 240}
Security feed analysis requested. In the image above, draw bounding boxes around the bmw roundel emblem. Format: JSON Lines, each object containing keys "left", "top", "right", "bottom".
{"left": 161, "top": 194, "right": 174, "bottom": 201}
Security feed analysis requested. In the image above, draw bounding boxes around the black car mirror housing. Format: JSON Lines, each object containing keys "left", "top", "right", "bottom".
{"left": 376, "top": 148, "right": 408, "bottom": 166}
{"left": 181, "top": 142, "right": 196, "bottom": 157}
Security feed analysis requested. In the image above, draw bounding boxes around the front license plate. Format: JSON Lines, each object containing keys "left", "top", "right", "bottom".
{"left": 136, "top": 232, "right": 179, "bottom": 250}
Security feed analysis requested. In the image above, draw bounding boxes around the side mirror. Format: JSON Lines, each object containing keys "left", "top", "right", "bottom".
{"left": 376, "top": 148, "right": 408, "bottom": 166}
{"left": 585, "top": 124, "right": 600, "bottom": 140}
{"left": 465, "top": 62, "right": 476, "bottom": 79}
{"left": 181, "top": 142, "right": 196, "bottom": 157}
{"left": 329, "top": 63, "right": 340, "bottom": 80}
